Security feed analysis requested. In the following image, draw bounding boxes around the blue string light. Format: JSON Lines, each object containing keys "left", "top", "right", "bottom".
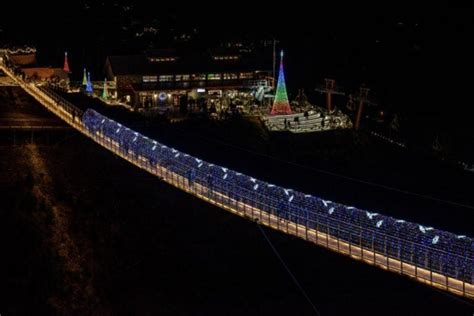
{"left": 82, "top": 108, "right": 474, "bottom": 284}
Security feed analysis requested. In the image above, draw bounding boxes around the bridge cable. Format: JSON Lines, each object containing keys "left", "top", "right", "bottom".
{"left": 155, "top": 120, "right": 474, "bottom": 211}
{"left": 256, "top": 222, "right": 322, "bottom": 316}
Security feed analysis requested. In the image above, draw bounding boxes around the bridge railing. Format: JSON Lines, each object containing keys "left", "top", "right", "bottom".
{"left": 79, "top": 107, "right": 474, "bottom": 299}
{"left": 1, "top": 56, "right": 473, "bottom": 300}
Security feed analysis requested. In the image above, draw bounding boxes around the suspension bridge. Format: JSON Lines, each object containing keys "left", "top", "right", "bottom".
{"left": 1, "top": 52, "right": 473, "bottom": 301}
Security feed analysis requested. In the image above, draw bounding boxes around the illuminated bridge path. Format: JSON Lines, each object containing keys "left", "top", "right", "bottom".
{"left": 1, "top": 56, "right": 473, "bottom": 301}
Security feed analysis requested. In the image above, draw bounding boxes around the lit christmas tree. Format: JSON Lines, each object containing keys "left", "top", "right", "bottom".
{"left": 102, "top": 78, "right": 108, "bottom": 100}
{"left": 85, "top": 72, "right": 93, "bottom": 93}
{"left": 63, "top": 52, "right": 70, "bottom": 73}
{"left": 82, "top": 68, "right": 87, "bottom": 86}
{"left": 271, "top": 50, "right": 292, "bottom": 115}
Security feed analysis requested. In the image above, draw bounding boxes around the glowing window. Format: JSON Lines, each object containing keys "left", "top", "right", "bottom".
{"left": 239, "top": 72, "right": 253, "bottom": 79}
{"left": 143, "top": 76, "right": 157, "bottom": 83}
{"left": 159, "top": 75, "right": 174, "bottom": 82}
{"left": 207, "top": 73, "right": 221, "bottom": 80}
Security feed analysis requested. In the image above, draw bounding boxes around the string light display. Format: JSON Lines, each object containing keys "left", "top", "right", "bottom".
{"left": 82, "top": 68, "right": 87, "bottom": 86}
{"left": 85, "top": 72, "right": 93, "bottom": 93}
{"left": 4, "top": 51, "right": 472, "bottom": 294}
{"left": 63, "top": 51, "right": 70, "bottom": 73}
{"left": 102, "top": 78, "right": 108, "bottom": 100}
{"left": 82, "top": 108, "right": 474, "bottom": 284}
{"left": 271, "top": 50, "right": 292, "bottom": 115}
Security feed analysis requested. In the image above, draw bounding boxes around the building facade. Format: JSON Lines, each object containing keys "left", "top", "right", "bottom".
{"left": 104, "top": 46, "right": 273, "bottom": 110}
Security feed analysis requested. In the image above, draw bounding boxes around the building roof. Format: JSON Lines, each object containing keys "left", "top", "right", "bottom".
{"left": 10, "top": 53, "right": 37, "bottom": 66}
{"left": 22, "top": 67, "right": 68, "bottom": 80}
{"left": 106, "top": 48, "right": 272, "bottom": 77}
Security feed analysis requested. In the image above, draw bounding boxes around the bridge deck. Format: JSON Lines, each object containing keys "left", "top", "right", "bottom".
{"left": 0, "top": 86, "right": 66, "bottom": 130}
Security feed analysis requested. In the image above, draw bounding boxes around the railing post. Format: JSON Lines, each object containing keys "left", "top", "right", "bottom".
{"left": 326, "top": 224, "right": 329, "bottom": 248}
{"left": 414, "top": 242, "right": 418, "bottom": 278}
{"left": 349, "top": 230, "right": 352, "bottom": 256}
{"left": 372, "top": 232, "right": 376, "bottom": 264}
{"left": 400, "top": 244, "right": 404, "bottom": 274}
{"left": 305, "top": 212, "right": 309, "bottom": 241}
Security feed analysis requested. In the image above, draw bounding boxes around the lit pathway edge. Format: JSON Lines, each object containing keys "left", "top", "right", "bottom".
{"left": 1, "top": 62, "right": 473, "bottom": 300}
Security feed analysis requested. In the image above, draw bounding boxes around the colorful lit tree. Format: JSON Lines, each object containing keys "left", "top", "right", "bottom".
{"left": 63, "top": 52, "right": 70, "bottom": 73}
{"left": 271, "top": 50, "right": 292, "bottom": 115}
{"left": 82, "top": 68, "right": 87, "bottom": 86}
{"left": 85, "top": 72, "right": 93, "bottom": 93}
{"left": 102, "top": 78, "right": 108, "bottom": 100}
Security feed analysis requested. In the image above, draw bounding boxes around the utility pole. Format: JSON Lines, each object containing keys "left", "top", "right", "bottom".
{"left": 315, "top": 79, "right": 345, "bottom": 112}
{"left": 324, "top": 78, "right": 335, "bottom": 112}
{"left": 355, "top": 87, "right": 370, "bottom": 130}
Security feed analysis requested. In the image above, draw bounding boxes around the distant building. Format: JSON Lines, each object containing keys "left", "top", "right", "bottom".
{"left": 9, "top": 53, "right": 37, "bottom": 66}
{"left": 103, "top": 46, "right": 273, "bottom": 109}
{"left": 2, "top": 47, "right": 68, "bottom": 83}
{"left": 22, "top": 67, "right": 68, "bottom": 81}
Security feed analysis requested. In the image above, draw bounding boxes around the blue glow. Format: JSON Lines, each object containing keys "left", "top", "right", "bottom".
{"left": 81, "top": 108, "right": 474, "bottom": 284}
{"left": 366, "top": 212, "right": 378, "bottom": 220}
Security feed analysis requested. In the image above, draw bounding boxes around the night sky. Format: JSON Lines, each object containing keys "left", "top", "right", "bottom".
{"left": 0, "top": 0, "right": 474, "bottom": 108}
{"left": 1, "top": 1, "right": 473, "bottom": 144}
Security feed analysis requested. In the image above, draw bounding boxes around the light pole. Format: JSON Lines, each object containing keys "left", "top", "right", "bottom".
{"left": 272, "top": 39, "right": 280, "bottom": 89}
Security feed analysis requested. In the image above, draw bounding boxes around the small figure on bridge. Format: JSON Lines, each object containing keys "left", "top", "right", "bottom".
{"left": 187, "top": 169, "right": 196, "bottom": 186}
{"left": 207, "top": 174, "right": 214, "bottom": 190}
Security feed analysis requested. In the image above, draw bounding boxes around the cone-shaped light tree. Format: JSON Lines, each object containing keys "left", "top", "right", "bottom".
{"left": 102, "top": 78, "right": 108, "bottom": 100}
{"left": 85, "top": 72, "right": 93, "bottom": 93}
{"left": 271, "top": 50, "right": 292, "bottom": 115}
{"left": 63, "top": 52, "right": 70, "bottom": 73}
{"left": 82, "top": 68, "right": 87, "bottom": 86}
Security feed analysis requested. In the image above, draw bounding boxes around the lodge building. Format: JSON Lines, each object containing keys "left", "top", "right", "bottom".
{"left": 104, "top": 46, "right": 274, "bottom": 109}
